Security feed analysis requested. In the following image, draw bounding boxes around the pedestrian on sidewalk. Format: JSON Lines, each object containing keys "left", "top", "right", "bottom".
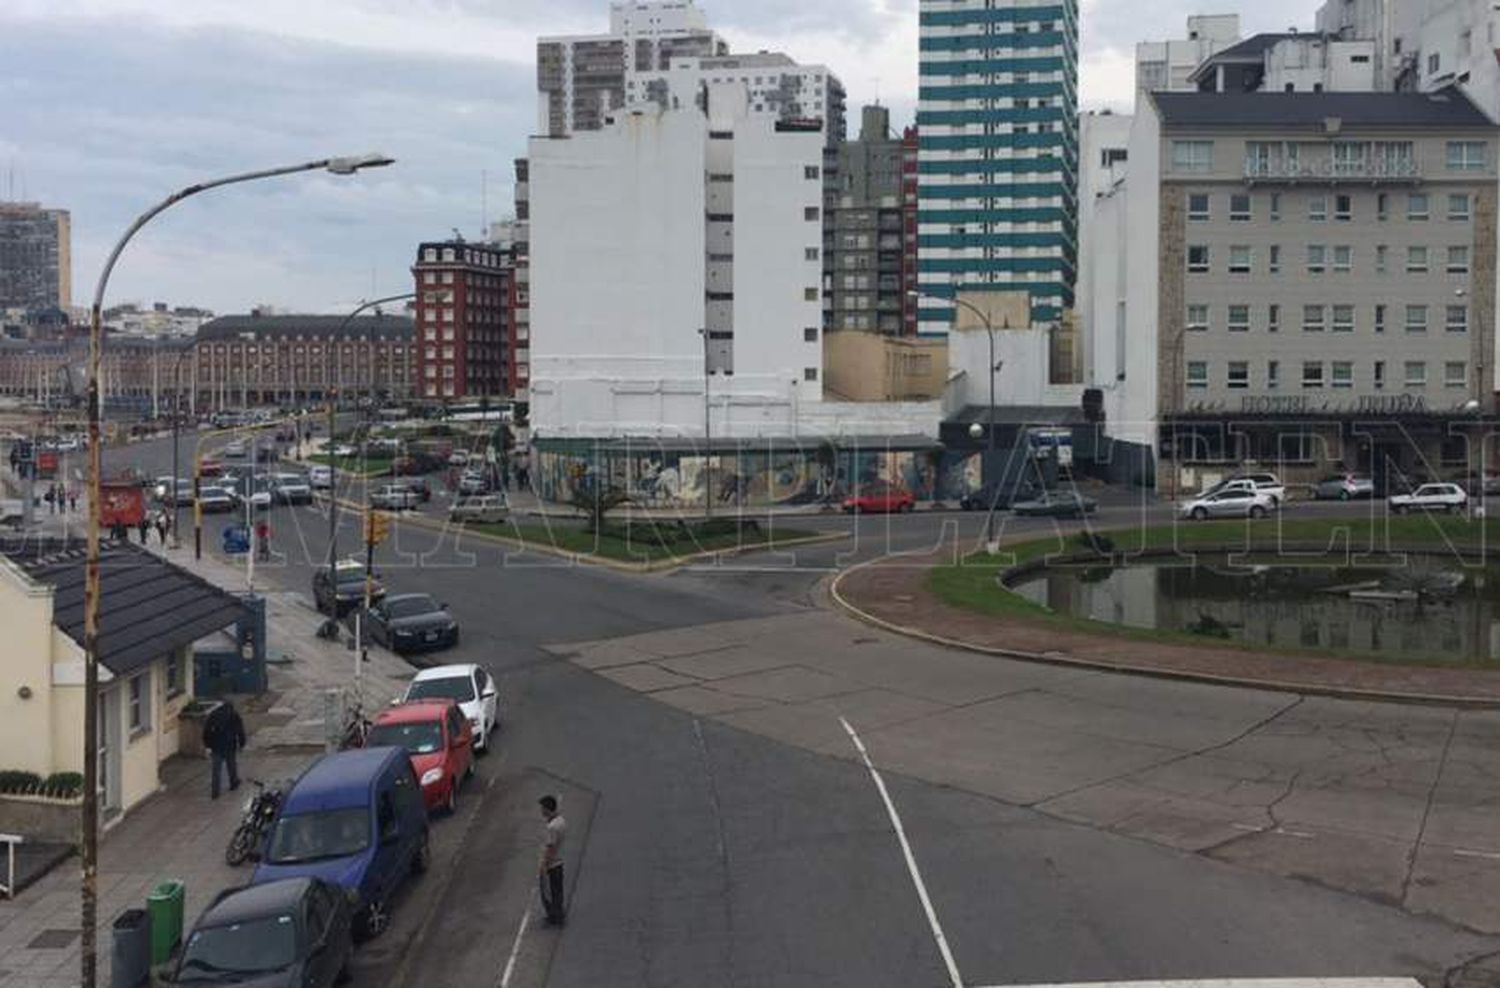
{"left": 203, "top": 700, "right": 246, "bottom": 799}
{"left": 68, "top": 488, "right": 77, "bottom": 512}
{"left": 255, "top": 520, "right": 271, "bottom": 561}
{"left": 154, "top": 511, "right": 169, "bottom": 545}
{"left": 538, "top": 795, "right": 567, "bottom": 926}
{"left": 137, "top": 514, "right": 151, "bottom": 544}
{"left": 44, "top": 485, "right": 55, "bottom": 515}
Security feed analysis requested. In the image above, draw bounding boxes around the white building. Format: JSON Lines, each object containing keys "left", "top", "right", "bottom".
{"left": 1187, "top": 32, "right": 1379, "bottom": 94}
{"left": 646, "top": 51, "right": 847, "bottom": 146}
{"left": 1076, "top": 111, "right": 1133, "bottom": 391}
{"left": 1136, "top": 14, "right": 1241, "bottom": 94}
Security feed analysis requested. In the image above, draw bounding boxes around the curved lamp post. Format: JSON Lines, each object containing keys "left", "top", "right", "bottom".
{"left": 79, "top": 153, "right": 393, "bottom": 987}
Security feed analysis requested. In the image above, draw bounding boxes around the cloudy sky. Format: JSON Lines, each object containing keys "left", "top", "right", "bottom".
{"left": 2, "top": 0, "right": 1307, "bottom": 315}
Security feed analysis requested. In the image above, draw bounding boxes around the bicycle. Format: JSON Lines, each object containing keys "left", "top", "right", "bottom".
{"left": 225, "top": 779, "right": 283, "bottom": 866}
{"left": 339, "top": 701, "right": 372, "bottom": 751}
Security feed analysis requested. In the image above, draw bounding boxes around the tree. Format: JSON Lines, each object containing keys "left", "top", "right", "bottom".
{"left": 570, "top": 484, "right": 630, "bottom": 533}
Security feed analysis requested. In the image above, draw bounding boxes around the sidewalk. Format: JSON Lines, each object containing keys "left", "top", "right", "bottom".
{"left": 0, "top": 524, "right": 416, "bottom": 987}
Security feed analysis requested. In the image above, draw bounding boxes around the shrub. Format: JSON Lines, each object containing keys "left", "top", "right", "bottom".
{"left": 0, "top": 770, "right": 43, "bottom": 794}
{"left": 1074, "top": 531, "right": 1115, "bottom": 555}
{"left": 44, "top": 772, "right": 84, "bottom": 797}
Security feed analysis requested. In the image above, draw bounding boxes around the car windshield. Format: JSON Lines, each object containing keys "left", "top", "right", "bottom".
{"left": 178, "top": 914, "right": 298, "bottom": 982}
{"left": 386, "top": 596, "right": 438, "bottom": 619}
{"left": 331, "top": 565, "right": 367, "bottom": 584}
{"left": 265, "top": 807, "right": 369, "bottom": 864}
{"left": 368, "top": 720, "right": 444, "bottom": 755}
{"left": 407, "top": 676, "right": 475, "bottom": 703}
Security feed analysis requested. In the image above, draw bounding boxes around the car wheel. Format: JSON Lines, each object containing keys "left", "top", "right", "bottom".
{"left": 1249, "top": 505, "right": 1266, "bottom": 519}
{"left": 444, "top": 780, "right": 458, "bottom": 816}
{"left": 412, "top": 829, "right": 432, "bottom": 874}
{"left": 359, "top": 900, "right": 390, "bottom": 940}
{"left": 1340, "top": 490, "right": 1350, "bottom": 501}
{"left": 1191, "top": 507, "right": 1208, "bottom": 521}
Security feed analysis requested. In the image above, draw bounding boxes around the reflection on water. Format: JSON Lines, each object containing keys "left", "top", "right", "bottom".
{"left": 1012, "top": 555, "right": 1500, "bottom": 663}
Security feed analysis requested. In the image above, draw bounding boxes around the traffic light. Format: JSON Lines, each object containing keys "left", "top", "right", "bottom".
{"left": 364, "top": 510, "right": 391, "bottom": 546}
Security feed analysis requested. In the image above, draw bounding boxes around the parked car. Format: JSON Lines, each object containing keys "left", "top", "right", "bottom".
{"left": 393, "top": 452, "right": 446, "bottom": 477}
{"left": 448, "top": 450, "right": 470, "bottom": 467}
{"left": 1206, "top": 472, "right": 1286, "bottom": 506}
{"left": 367, "top": 700, "right": 473, "bottom": 815}
{"left": 174, "top": 877, "right": 353, "bottom": 987}
{"left": 236, "top": 484, "right": 272, "bottom": 511}
{"left": 223, "top": 439, "right": 248, "bottom": 458}
{"left": 370, "top": 484, "right": 421, "bottom": 511}
{"left": 1389, "top": 482, "right": 1468, "bottom": 514}
{"left": 402, "top": 664, "right": 500, "bottom": 754}
{"left": 1452, "top": 471, "right": 1500, "bottom": 496}
{"left": 1313, "top": 473, "right": 1376, "bottom": 500}
{"left": 842, "top": 482, "right": 915, "bottom": 514}
{"left": 308, "top": 465, "right": 333, "bottom": 490}
{"left": 366, "top": 593, "right": 459, "bottom": 654}
{"left": 313, "top": 559, "right": 387, "bottom": 616}
{"left": 1179, "top": 488, "right": 1278, "bottom": 520}
{"left": 198, "top": 458, "right": 225, "bottom": 478}
{"left": 1012, "top": 492, "right": 1098, "bottom": 517}
{"left": 398, "top": 476, "right": 432, "bottom": 503}
{"left": 252, "top": 748, "right": 430, "bottom": 940}
{"left": 958, "top": 482, "right": 1040, "bottom": 512}
{"left": 449, "top": 494, "right": 509, "bottom": 525}
{"left": 331, "top": 444, "right": 357, "bottom": 458}
{"left": 197, "top": 487, "right": 237, "bottom": 514}
{"left": 270, "top": 472, "right": 313, "bottom": 505}
{"left": 457, "top": 471, "right": 490, "bottom": 496}
{"left": 255, "top": 443, "right": 279, "bottom": 463}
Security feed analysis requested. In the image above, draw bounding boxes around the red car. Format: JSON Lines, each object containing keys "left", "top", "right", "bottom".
{"left": 842, "top": 481, "right": 916, "bottom": 514}
{"left": 365, "top": 699, "right": 473, "bottom": 814}
{"left": 197, "top": 458, "right": 225, "bottom": 479}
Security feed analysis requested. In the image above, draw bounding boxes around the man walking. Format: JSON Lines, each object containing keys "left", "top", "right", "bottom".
{"left": 538, "top": 795, "right": 567, "bottom": 926}
{"left": 203, "top": 700, "right": 246, "bottom": 799}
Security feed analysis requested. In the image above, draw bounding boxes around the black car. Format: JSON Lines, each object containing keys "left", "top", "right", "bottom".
{"left": 958, "top": 482, "right": 1040, "bottom": 512}
{"left": 367, "top": 593, "right": 459, "bottom": 654}
{"left": 174, "top": 877, "right": 353, "bottom": 988}
{"left": 1012, "top": 492, "right": 1098, "bottom": 518}
{"left": 313, "top": 561, "right": 387, "bottom": 616}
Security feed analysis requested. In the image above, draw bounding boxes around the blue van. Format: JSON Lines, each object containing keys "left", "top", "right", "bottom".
{"left": 251, "top": 747, "right": 430, "bottom": 938}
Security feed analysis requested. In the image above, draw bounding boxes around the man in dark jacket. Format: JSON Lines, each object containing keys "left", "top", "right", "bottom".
{"left": 202, "top": 700, "right": 246, "bottom": 799}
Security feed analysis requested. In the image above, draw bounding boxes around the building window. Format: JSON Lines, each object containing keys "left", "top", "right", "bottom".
{"left": 804, "top": 367, "right": 818, "bottom": 382}
{"left": 1332, "top": 245, "right": 1352, "bottom": 272}
{"left": 1229, "top": 194, "right": 1251, "bottom": 221}
{"left": 804, "top": 327, "right": 819, "bottom": 342}
{"left": 803, "top": 287, "right": 819, "bottom": 301}
{"left": 1268, "top": 245, "right": 1281, "bottom": 273}
{"left": 1447, "top": 141, "right": 1486, "bottom": 171}
{"left": 1186, "top": 361, "right": 1208, "bottom": 389}
{"left": 1267, "top": 360, "right": 1280, "bottom": 389}
{"left": 1269, "top": 193, "right": 1281, "bottom": 221}
{"left": 1187, "top": 245, "right": 1210, "bottom": 273}
{"left": 1405, "top": 360, "right": 1427, "bottom": 387}
{"left": 1227, "top": 361, "right": 1249, "bottom": 389}
{"left": 1228, "top": 246, "right": 1251, "bottom": 273}
{"left": 1331, "top": 361, "right": 1353, "bottom": 389}
{"left": 1408, "top": 193, "right": 1429, "bottom": 220}
{"left": 1406, "top": 246, "right": 1428, "bottom": 272}
{"left": 1227, "top": 305, "right": 1250, "bottom": 332}
{"left": 1302, "top": 361, "right": 1324, "bottom": 388}
{"left": 1334, "top": 194, "right": 1352, "bottom": 221}
{"left": 1187, "top": 193, "right": 1210, "bottom": 220}
{"left": 1446, "top": 361, "right": 1468, "bottom": 387}
{"left": 128, "top": 673, "right": 150, "bottom": 735}
{"left": 805, "top": 247, "right": 819, "bottom": 261}
{"left": 1405, "top": 304, "right": 1428, "bottom": 332}
{"left": 1186, "top": 304, "right": 1209, "bottom": 331}
{"left": 1302, "top": 304, "right": 1326, "bottom": 332}
{"left": 804, "top": 165, "right": 820, "bottom": 180}
{"left": 1332, "top": 304, "right": 1355, "bottom": 332}
{"left": 1268, "top": 304, "right": 1280, "bottom": 332}
{"left": 1171, "top": 140, "right": 1213, "bottom": 172}
{"left": 804, "top": 207, "right": 820, "bottom": 221}
{"left": 1447, "top": 305, "right": 1469, "bottom": 333}
{"left": 1375, "top": 304, "right": 1386, "bottom": 333}
{"left": 1306, "top": 245, "right": 1326, "bottom": 273}
{"left": 1308, "top": 195, "right": 1328, "bottom": 221}
{"left": 1377, "top": 193, "right": 1388, "bottom": 221}
{"left": 1447, "top": 246, "right": 1470, "bottom": 273}
{"left": 1376, "top": 244, "right": 1388, "bottom": 273}
{"left": 1374, "top": 360, "right": 1386, "bottom": 388}
{"left": 1448, "top": 193, "right": 1472, "bottom": 220}
{"left": 165, "top": 650, "right": 182, "bottom": 697}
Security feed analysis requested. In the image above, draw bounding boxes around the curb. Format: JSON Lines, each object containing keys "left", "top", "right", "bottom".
{"left": 828, "top": 554, "right": 1500, "bottom": 710}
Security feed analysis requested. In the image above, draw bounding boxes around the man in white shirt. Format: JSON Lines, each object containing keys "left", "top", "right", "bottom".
{"left": 539, "top": 794, "right": 567, "bottom": 926}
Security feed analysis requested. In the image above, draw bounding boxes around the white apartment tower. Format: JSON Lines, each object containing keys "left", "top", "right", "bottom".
{"left": 1135, "top": 15, "right": 1241, "bottom": 94}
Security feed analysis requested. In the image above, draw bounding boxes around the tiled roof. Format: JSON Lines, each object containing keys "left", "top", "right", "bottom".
{"left": 1151, "top": 88, "right": 1495, "bottom": 129}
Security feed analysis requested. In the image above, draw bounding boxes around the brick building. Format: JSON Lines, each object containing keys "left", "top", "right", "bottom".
{"left": 411, "top": 240, "right": 514, "bottom": 401}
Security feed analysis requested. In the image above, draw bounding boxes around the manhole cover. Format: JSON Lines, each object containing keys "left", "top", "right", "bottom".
{"left": 28, "top": 929, "right": 79, "bottom": 949}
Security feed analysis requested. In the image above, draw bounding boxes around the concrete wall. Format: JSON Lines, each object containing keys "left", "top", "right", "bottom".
{"left": 0, "top": 559, "right": 57, "bottom": 777}
{"left": 1114, "top": 104, "right": 1164, "bottom": 446}
{"left": 822, "top": 331, "right": 947, "bottom": 401}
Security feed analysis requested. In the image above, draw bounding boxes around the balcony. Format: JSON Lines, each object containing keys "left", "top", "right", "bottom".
{"left": 1243, "top": 157, "right": 1421, "bottom": 185}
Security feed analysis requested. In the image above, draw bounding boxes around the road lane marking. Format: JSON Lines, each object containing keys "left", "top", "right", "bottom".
{"left": 1454, "top": 848, "right": 1500, "bottom": 860}
{"left": 839, "top": 716, "right": 962, "bottom": 988}
{"left": 496, "top": 903, "right": 532, "bottom": 988}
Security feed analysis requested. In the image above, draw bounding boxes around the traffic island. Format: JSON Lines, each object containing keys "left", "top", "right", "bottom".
{"left": 833, "top": 517, "right": 1500, "bottom": 706}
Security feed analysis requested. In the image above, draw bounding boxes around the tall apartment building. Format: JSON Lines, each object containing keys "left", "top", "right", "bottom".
{"left": 511, "top": 159, "right": 532, "bottom": 399}
{"left": 411, "top": 241, "right": 513, "bottom": 401}
{"left": 0, "top": 202, "right": 71, "bottom": 312}
{"left": 1136, "top": 14, "right": 1241, "bottom": 94}
{"left": 902, "top": 125, "right": 921, "bottom": 336}
{"left": 1096, "top": 89, "right": 1497, "bottom": 488}
{"left": 827, "top": 105, "right": 908, "bottom": 334}
{"left": 916, "top": 0, "right": 1080, "bottom": 334}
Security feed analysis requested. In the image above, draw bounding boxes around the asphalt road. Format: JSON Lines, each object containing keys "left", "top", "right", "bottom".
{"left": 104, "top": 434, "right": 1500, "bottom": 988}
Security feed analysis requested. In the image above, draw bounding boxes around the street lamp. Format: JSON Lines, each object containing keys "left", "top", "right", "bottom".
{"left": 78, "top": 152, "right": 393, "bottom": 988}
{"left": 169, "top": 343, "right": 196, "bottom": 550}
{"left": 910, "top": 289, "right": 1004, "bottom": 549}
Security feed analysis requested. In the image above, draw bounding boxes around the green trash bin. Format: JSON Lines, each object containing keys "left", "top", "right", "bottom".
{"left": 147, "top": 880, "right": 185, "bottom": 965}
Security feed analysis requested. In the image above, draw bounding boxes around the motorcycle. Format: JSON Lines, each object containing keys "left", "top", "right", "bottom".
{"left": 225, "top": 779, "right": 282, "bottom": 866}
{"left": 339, "top": 703, "right": 371, "bottom": 751}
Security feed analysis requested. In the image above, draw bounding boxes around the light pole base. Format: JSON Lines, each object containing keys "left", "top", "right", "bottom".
{"left": 985, "top": 541, "right": 1000, "bottom": 555}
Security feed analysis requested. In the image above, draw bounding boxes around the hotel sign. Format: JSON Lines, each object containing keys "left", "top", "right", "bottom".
{"left": 1237, "top": 394, "right": 1429, "bottom": 415}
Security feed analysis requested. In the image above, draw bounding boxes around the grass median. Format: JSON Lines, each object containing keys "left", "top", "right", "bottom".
{"left": 467, "top": 517, "right": 826, "bottom": 564}
{"left": 306, "top": 453, "right": 394, "bottom": 477}
{"left": 928, "top": 513, "right": 1500, "bottom": 665}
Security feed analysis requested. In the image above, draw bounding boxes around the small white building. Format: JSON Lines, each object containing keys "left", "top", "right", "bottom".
{"left": 1136, "top": 14, "right": 1242, "bottom": 94}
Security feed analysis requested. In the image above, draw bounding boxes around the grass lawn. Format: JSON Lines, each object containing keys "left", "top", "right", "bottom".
{"left": 468, "top": 519, "right": 827, "bottom": 563}
{"left": 927, "top": 514, "right": 1500, "bottom": 666}
{"left": 306, "top": 453, "right": 394, "bottom": 477}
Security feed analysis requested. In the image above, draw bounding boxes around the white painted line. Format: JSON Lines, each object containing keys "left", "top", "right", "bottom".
{"left": 496, "top": 904, "right": 532, "bottom": 988}
{"left": 839, "top": 716, "right": 962, "bottom": 988}
{"left": 1454, "top": 848, "right": 1500, "bottom": 861}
